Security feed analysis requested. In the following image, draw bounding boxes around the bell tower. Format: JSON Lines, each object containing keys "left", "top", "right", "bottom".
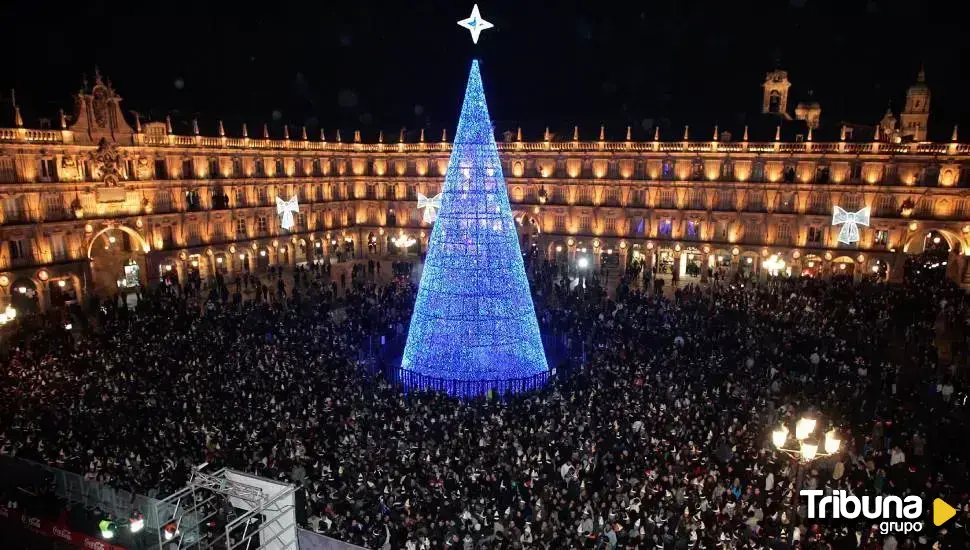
{"left": 762, "top": 70, "right": 792, "bottom": 119}
{"left": 900, "top": 66, "right": 930, "bottom": 141}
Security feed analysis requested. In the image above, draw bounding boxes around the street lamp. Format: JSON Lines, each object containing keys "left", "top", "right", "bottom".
{"left": 772, "top": 414, "right": 841, "bottom": 506}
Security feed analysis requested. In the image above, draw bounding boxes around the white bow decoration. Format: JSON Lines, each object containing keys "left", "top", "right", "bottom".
{"left": 276, "top": 196, "right": 299, "bottom": 230}
{"left": 832, "top": 206, "right": 869, "bottom": 244}
{"left": 416, "top": 192, "right": 443, "bottom": 223}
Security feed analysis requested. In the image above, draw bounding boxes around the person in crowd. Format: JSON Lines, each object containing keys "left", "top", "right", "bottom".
{"left": 1, "top": 257, "right": 968, "bottom": 549}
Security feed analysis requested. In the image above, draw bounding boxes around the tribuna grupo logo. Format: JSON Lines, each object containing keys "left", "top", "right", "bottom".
{"left": 801, "top": 490, "right": 923, "bottom": 534}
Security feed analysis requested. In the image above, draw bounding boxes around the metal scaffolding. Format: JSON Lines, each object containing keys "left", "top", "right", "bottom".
{"left": 154, "top": 466, "right": 299, "bottom": 550}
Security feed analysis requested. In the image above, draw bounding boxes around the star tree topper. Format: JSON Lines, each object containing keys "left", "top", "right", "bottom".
{"left": 832, "top": 205, "right": 870, "bottom": 244}
{"left": 276, "top": 195, "right": 299, "bottom": 230}
{"left": 417, "top": 192, "right": 443, "bottom": 223}
{"left": 458, "top": 4, "right": 494, "bottom": 44}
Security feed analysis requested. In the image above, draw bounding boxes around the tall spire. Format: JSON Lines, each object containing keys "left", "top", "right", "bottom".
{"left": 284, "top": 125, "right": 290, "bottom": 140}
{"left": 399, "top": 128, "right": 405, "bottom": 142}
{"left": 516, "top": 127, "right": 522, "bottom": 141}
{"left": 654, "top": 126, "right": 660, "bottom": 141}
{"left": 378, "top": 130, "right": 384, "bottom": 143}
{"left": 218, "top": 120, "right": 225, "bottom": 137}
{"left": 400, "top": 60, "right": 548, "bottom": 397}
{"left": 626, "top": 126, "right": 632, "bottom": 141}
{"left": 599, "top": 125, "right": 605, "bottom": 141}
{"left": 743, "top": 125, "right": 749, "bottom": 141}
{"left": 713, "top": 125, "right": 719, "bottom": 141}
{"left": 165, "top": 115, "right": 173, "bottom": 134}
{"left": 320, "top": 128, "right": 326, "bottom": 141}
{"left": 419, "top": 128, "right": 425, "bottom": 142}
{"left": 952, "top": 124, "right": 959, "bottom": 142}
{"left": 683, "top": 125, "right": 689, "bottom": 141}
{"left": 242, "top": 123, "right": 249, "bottom": 138}
{"left": 354, "top": 129, "right": 361, "bottom": 143}
{"left": 61, "top": 109, "right": 70, "bottom": 130}
{"left": 573, "top": 125, "right": 579, "bottom": 141}
{"left": 192, "top": 118, "right": 200, "bottom": 135}
{"left": 441, "top": 128, "right": 447, "bottom": 142}
{"left": 301, "top": 126, "right": 307, "bottom": 140}
{"left": 263, "top": 123, "right": 269, "bottom": 139}
{"left": 544, "top": 127, "right": 551, "bottom": 141}
{"left": 774, "top": 125, "right": 781, "bottom": 141}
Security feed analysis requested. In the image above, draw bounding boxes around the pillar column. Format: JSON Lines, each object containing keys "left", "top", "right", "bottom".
{"left": 700, "top": 253, "right": 710, "bottom": 283}
{"left": 175, "top": 260, "right": 186, "bottom": 286}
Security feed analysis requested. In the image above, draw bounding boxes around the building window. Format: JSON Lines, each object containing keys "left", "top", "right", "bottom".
{"left": 232, "top": 158, "right": 242, "bottom": 177}
{"left": 661, "top": 159, "right": 673, "bottom": 179}
{"left": 185, "top": 190, "right": 201, "bottom": 211}
{"left": 875, "top": 230, "right": 889, "bottom": 246}
{"left": 257, "top": 187, "right": 268, "bottom": 205}
{"left": 182, "top": 158, "right": 194, "bottom": 179}
{"left": 236, "top": 219, "right": 247, "bottom": 237}
{"left": 257, "top": 216, "right": 268, "bottom": 234}
{"left": 747, "top": 192, "right": 765, "bottom": 212}
{"left": 7, "top": 238, "right": 30, "bottom": 260}
{"left": 751, "top": 161, "right": 764, "bottom": 182}
{"left": 155, "top": 159, "right": 168, "bottom": 179}
{"left": 659, "top": 219, "right": 672, "bottom": 237}
{"left": 209, "top": 158, "right": 220, "bottom": 178}
{"left": 554, "top": 215, "right": 566, "bottom": 232}
{"left": 715, "top": 221, "right": 729, "bottom": 241}
{"left": 604, "top": 218, "right": 617, "bottom": 234}
{"left": 276, "top": 159, "right": 285, "bottom": 176}
{"left": 49, "top": 234, "right": 67, "bottom": 261}
{"left": 807, "top": 226, "right": 823, "bottom": 244}
{"left": 255, "top": 159, "right": 265, "bottom": 177}
{"left": 717, "top": 190, "right": 734, "bottom": 211}
{"left": 686, "top": 220, "right": 700, "bottom": 239}
{"left": 45, "top": 194, "right": 64, "bottom": 219}
{"left": 659, "top": 190, "right": 675, "bottom": 209}
{"left": 39, "top": 158, "right": 57, "bottom": 182}
{"left": 779, "top": 192, "right": 796, "bottom": 213}
{"left": 777, "top": 222, "right": 792, "bottom": 243}
{"left": 313, "top": 159, "right": 322, "bottom": 176}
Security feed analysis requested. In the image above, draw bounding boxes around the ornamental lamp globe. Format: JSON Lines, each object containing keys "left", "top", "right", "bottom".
{"left": 824, "top": 429, "right": 841, "bottom": 454}
{"left": 771, "top": 425, "right": 788, "bottom": 449}
{"left": 799, "top": 440, "right": 819, "bottom": 461}
{"left": 795, "top": 416, "right": 816, "bottom": 441}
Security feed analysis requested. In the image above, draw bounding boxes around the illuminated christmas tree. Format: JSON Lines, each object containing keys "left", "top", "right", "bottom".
{"left": 400, "top": 60, "right": 549, "bottom": 397}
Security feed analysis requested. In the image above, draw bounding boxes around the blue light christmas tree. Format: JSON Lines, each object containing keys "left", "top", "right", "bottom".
{"left": 400, "top": 60, "right": 549, "bottom": 397}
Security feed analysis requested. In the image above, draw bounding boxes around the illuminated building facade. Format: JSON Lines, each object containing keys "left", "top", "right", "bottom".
{"left": 2, "top": 69, "right": 970, "bottom": 311}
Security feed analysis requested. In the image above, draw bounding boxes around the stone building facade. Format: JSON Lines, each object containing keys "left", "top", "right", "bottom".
{"left": 2, "top": 70, "right": 970, "bottom": 311}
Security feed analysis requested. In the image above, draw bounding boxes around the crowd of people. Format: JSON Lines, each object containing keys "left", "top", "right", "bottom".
{"left": 1, "top": 256, "right": 969, "bottom": 549}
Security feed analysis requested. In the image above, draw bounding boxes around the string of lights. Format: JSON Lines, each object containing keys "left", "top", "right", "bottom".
{"left": 400, "top": 60, "right": 549, "bottom": 397}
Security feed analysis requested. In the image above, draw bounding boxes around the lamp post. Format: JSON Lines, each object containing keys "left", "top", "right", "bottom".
{"left": 771, "top": 415, "right": 841, "bottom": 509}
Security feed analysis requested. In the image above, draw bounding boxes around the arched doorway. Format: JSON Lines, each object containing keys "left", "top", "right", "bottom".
{"left": 87, "top": 225, "right": 150, "bottom": 296}
{"left": 48, "top": 276, "right": 80, "bottom": 308}
{"left": 9, "top": 278, "right": 41, "bottom": 314}
{"left": 801, "top": 254, "right": 823, "bottom": 278}
{"left": 832, "top": 256, "right": 856, "bottom": 278}
{"left": 680, "top": 246, "right": 703, "bottom": 278}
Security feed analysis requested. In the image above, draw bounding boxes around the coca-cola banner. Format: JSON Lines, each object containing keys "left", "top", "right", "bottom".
{"left": 0, "top": 506, "right": 128, "bottom": 550}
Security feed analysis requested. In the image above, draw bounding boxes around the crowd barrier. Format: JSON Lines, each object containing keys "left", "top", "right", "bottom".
{"left": 0, "top": 456, "right": 167, "bottom": 532}
{"left": 0, "top": 505, "right": 128, "bottom": 550}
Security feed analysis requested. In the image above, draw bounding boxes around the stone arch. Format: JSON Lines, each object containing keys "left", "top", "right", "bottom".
{"left": 902, "top": 227, "right": 966, "bottom": 255}
{"left": 86, "top": 225, "right": 150, "bottom": 259}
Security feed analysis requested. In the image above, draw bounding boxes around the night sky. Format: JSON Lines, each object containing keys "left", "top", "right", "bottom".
{"left": 3, "top": 0, "right": 967, "bottom": 142}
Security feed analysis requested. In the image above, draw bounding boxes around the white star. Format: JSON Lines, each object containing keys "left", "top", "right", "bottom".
{"left": 457, "top": 4, "right": 494, "bottom": 44}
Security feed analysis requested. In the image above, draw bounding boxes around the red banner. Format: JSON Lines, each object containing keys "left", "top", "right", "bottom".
{"left": 0, "top": 505, "right": 128, "bottom": 550}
